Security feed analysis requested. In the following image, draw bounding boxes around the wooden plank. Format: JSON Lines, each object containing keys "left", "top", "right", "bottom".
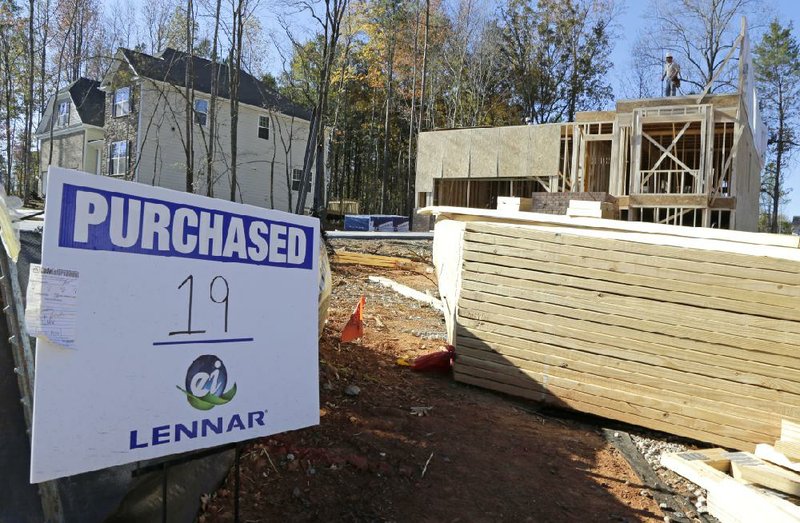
{"left": 460, "top": 276, "right": 800, "bottom": 359}
{"left": 367, "top": 276, "right": 444, "bottom": 312}
{"left": 462, "top": 272, "right": 797, "bottom": 348}
{"left": 419, "top": 206, "right": 800, "bottom": 250}
{"left": 458, "top": 299, "right": 800, "bottom": 391}
{"left": 455, "top": 330, "right": 800, "bottom": 423}
{"left": 331, "top": 250, "right": 422, "bottom": 270}
{"left": 755, "top": 444, "right": 800, "bottom": 473}
{"left": 783, "top": 420, "right": 800, "bottom": 443}
{"left": 455, "top": 365, "right": 755, "bottom": 450}
{"left": 463, "top": 244, "right": 800, "bottom": 318}
{"left": 629, "top": 194, "right": 709, "bottom": 208}
{"left": 462, "top": 258, "right": 800, "bottom": 335}
{"left": 775, "top": 441, "right": 800, "bottom": 462}
{"left": 730, "top": 454, "right": 800, "bottom": 497}
{"left": 661, "top": 450, "right": 732, "bottom": 491}
{"left": 465, "top": 226, "right": 800, "bottom": 291}
{"left": 455, "top": 355, "right": 776, "bottom": 443}
{"left": 460, "top": 268, "right": 800, "bottom": 345}
{"left": 456, "top": 318, "right": 800, "bottom": 412}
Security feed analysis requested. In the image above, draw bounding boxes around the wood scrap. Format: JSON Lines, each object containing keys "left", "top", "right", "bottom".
{"left": 662, "top": 449, "right": 800, "bottom": 523}
{"left": 368, "top": 276, "right": 444, "bottom": 312}
{"left": 755, "top": 444, "right": 800, "bottom": 473}
{"left": 331, "top": 250, "right": 424, "bottom": 271}
{"left": 776, "top": 441, "right": 800, "bottom": 461}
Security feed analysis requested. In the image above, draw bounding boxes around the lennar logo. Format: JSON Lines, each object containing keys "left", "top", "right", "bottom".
{"left": 178, "top": 355, "right": 237, "bottom": 410}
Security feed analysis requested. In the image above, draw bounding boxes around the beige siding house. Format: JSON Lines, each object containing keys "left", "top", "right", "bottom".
{"left": 35, "top": 78, "right": 105, "bottom": 194}
{"left": 98, "top": 47, "right": 318, "bottom": 213}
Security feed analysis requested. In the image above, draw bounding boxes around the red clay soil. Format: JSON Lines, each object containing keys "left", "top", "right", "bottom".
{"left": 199, "top": 264, "right": 663, "bottom": 522}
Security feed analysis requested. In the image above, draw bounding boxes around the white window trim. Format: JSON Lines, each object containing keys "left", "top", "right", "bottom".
{"left": 194, "top": 99, "right": 208, "bottom": 126}
{"left": 258, "top": 115, "right": 270, "bottom": 140}
{"left": 109, "top": 140, "right": 128, "bottom": 177}
{"left": 113, "top": 86, "right": 131, "bottom": 117}
{"left": 56, "top": 101, "right": 70, "bottom": 127}
{"left": 291, "top": 168, "right": 311, "bottom": 193}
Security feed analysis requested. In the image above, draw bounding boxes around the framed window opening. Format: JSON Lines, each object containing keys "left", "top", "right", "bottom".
{"left": 109, "top": 140, "right": 128, "bottom": 176}
{"left": 194, "top": 99, "right": 208, "bottom": 126}
{"left": 258, "top": 115, "right": 270, "bottom": 140}
{"left": 113, "top": 87, "right": 131, "bottom": 117}
{"left": 56, "top": 100, "right": 70, "bottom": 127}
{"left": 291, "top": 168, "right": 311, "bottom": 193}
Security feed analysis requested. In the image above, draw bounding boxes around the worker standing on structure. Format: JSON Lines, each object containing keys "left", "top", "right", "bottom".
{"left": 662, "top": 52, "right": 681, "bottom": 97}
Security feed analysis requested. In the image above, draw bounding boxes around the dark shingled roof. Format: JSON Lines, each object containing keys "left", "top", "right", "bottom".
{"left": 121, "top": 48, "right": 312, "bottom": 120}
{"left": 69, "top": 78, "right": 105, "bottom": 126}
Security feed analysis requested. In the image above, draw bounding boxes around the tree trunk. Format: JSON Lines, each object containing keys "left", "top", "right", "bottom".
{"left": 206, "top": 0, "right": 222, "bottom": 197}
{"left": 229, "top": 0, "right": 244, "bottom": 202}
{"left": 406, "top": 0, "right": 420, "bottom": 216}
{"left": 772, "top": 103, "right": 784, "bottom": 233}
{"left": 380, "top": 33, "right": 395, "bottom": 214}
{"left": 417, "top": 0, "right": 430, "bottom": 134}
{"left": 184, "top": 0, "right": 194, "bottom": 193}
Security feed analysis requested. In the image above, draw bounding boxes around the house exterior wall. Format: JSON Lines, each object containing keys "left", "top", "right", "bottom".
{"left": 39, "top": 132, "right": 85, "bottom": 174}
{"left": 133, "top": 79, "right": 315, "bottom": 213}
{"left": 101, "top": 65, "right": 139, "bottom": 178}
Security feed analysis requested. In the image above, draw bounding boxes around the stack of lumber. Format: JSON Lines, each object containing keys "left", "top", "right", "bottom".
{"left": 452, "top": 218, "right": 800, "bottom": 450}
{"left": 566, "top": 199, "right": 617, "bottom": 219}
{"left": 662, "top": 448, "right": 800, "bottom": 523}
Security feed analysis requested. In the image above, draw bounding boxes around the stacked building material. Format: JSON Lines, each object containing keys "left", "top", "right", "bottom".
{"left": 451, "top": 218, "right": 800, "bottom": 451}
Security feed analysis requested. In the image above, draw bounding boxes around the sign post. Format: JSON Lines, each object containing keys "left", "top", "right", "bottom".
{"left": 30, "top": 167, "right": 320, "bottom": 483}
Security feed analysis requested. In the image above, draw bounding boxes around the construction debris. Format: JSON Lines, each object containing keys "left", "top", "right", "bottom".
{"left": 662, "top": 448, "right": 800, "bottom": 523}
{"left": 367, "top": 275, "right": 444, "bottom": 312}
{"left": 331, "top": 249, "right": 424, "bottom": 271}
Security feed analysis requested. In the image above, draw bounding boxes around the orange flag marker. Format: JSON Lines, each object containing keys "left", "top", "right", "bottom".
{"left": 340, "top": 295, "right": 366, "bottom": 342}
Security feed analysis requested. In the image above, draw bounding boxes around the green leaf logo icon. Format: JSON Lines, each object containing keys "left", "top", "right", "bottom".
{"left": 180, "top": 355, "right": 237, "bottom": 410}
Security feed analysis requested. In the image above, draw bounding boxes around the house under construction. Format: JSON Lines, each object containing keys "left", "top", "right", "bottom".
{"left": 415, "top": 23, "right": 767, "bottom": 232}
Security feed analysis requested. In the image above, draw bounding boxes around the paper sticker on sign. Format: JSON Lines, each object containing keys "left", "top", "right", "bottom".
{"left": 24, "top": 263, "right": 79, "bottom": 348}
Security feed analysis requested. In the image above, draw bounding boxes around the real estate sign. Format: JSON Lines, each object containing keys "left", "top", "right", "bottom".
{"left": 30, "top": 167, "right": 320, "bottom": 483}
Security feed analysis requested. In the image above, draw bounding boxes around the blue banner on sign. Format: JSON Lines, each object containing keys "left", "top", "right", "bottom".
{"left": 58, "top": 183, "right": 314, "bottom": 269}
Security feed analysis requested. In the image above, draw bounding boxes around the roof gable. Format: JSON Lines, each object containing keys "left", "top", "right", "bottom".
{"left": 120, "top": 47, "right": 312, "bottom": 120}
{"left": 34, "top": 77, "right": 105, "bottom": 136}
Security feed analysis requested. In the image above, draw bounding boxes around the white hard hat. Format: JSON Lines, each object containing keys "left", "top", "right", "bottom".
{"left": 665, "top": 52, "right": 673, "bottom": 59}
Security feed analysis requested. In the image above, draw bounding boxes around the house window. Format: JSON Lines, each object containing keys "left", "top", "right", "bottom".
{"left": 194, "top": 99, "right": 208, "bottom": 126}
{"left": 258, "top": 116, "right": 269, "bottom": 139}
{"left": 109, "top": 140, "right": 128, "bottom": 176}
{"left": 113, "top": 87, "right": 130, "bottom": 117}
{"left": 56, "top": 101, "right": 70, "bottom": 127}
{"left": 292, "top": 168, "right": 311, "bottom": 193}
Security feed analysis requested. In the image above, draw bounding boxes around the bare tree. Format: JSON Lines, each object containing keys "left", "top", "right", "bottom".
{"left": 643, "top": 0, "right": 758, "bottom": 93}
{"left": 290, "top": 0, "right": 350, "bottom": 215}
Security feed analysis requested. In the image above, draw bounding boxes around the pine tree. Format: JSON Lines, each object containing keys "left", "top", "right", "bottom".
{"left": 754, "top": 20, "right": 800, "bottom": 233}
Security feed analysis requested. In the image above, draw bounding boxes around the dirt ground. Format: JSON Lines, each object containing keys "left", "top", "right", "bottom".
{"left": 199, "top": 241, "right": 665, "bottom": 522}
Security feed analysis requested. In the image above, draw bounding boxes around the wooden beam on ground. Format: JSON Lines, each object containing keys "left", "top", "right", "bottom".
{"left": 331, "top": 250, "right": 423, "bottom": 271}
{"left": 755, "top": 444, "right": 800, "bottom": 474}
{"left": 367, "top": 276, "right": 444, "bottom": 313}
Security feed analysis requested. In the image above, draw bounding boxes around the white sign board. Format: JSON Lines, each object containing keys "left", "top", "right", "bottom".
{"left": 30, "top": 168, "right": 320, "bottom": 483}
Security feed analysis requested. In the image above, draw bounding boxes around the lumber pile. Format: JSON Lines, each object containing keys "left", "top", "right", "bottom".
{"left": 662, "top": 448, "right": 800, "bottom": 523}
{"left": 452, "top": 218, "right": 800, "bottom": 450}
